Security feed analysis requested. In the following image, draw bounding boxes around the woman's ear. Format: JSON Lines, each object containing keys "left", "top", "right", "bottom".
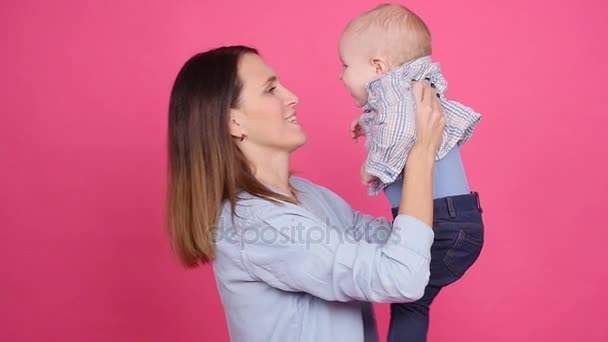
{"left": 229, "top": 108, "right": 246, "bottom": 139}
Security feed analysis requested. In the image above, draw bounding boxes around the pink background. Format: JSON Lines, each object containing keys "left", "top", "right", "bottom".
{"left": 2, "top": 0, "right": 607, "bottom": 341}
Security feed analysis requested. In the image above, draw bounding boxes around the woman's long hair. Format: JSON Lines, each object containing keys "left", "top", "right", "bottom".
{"left": 167, "top": 46, "right": 296, "bottom": 267}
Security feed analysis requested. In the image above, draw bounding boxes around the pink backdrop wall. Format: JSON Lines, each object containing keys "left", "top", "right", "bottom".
{"left": 2, "top": 0, "right": 607, "bottom": 341}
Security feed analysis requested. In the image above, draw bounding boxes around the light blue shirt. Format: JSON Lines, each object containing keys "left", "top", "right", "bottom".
{"left": 384, "top": 146, "right": 470, "bottom": 207}
{"left": 213, "top": 177, "right": 434, "bottom": 342}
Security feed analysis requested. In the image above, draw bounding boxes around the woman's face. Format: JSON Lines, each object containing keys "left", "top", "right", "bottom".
{"left": 232, "top": 53, "right": 306, "bottom": 153}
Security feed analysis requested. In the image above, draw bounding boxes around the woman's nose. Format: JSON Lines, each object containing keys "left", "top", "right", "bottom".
{"left": 286, "top": 89, "right": 299, "bottom": 106}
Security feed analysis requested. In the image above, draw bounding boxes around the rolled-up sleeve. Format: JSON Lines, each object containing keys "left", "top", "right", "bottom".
{"left": 315, "top": 182, "right": 396, "bottom": 244}
{"left": 240, "top": 204, "right": 433, "bottom": 303}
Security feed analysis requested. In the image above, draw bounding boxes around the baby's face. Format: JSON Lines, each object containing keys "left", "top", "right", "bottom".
{"left": 339, "top": 35, "right": 379, "bottom": 108}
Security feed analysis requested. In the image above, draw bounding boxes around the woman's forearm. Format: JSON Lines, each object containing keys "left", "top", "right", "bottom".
{"left": 398, "top": 145, "right": 435, "bottom": 226}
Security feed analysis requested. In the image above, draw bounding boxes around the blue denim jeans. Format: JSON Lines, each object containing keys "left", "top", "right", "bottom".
{"left": 388, "top": 192, "right": 484, "bottom": 342}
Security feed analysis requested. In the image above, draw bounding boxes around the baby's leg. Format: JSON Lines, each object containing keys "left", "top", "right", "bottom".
{"left": 388, "top": 283, "right": 441, "bottom": 342}
{"left": 388, "top": 193, "right": 484, "bottom": 342}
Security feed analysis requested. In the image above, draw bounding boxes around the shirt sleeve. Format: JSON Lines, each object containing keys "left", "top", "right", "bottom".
{"left": 239, "top": 202, "right": 434, "bottom": 303}
{"left": 314, "top": 182, "right": 395, "bottom": 244}
{"left": 365, "top": 83, "right": 417, "bottom": 187}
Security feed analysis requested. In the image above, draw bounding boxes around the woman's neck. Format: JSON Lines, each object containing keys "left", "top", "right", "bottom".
{"left": 245, "top": 146, "right": 292, "bottom": 196}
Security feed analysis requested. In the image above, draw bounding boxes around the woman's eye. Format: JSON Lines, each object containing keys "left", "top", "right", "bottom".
{"left": 267, "top": 86, "right": 277, "bottom": 94}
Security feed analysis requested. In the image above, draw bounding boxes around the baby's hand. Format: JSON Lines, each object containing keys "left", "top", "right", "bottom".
{"left": 360, "top": 163, "right": 378, "bottom": 187}
{"left": 350, "top": 118, "right": 365, "bottom": 141}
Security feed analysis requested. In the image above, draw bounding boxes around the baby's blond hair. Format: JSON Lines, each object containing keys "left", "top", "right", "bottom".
{"left": 344, "top": 3, "right": 432, "bottom": 67}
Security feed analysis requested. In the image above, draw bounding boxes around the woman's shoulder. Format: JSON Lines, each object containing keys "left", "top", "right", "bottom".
{"left": 290, "top": 176, "right": 335, "bottom": 196}
{"left": 291, "top": 176, "right": 347, "bottom": 205}
{"left": 289, "top": 175, "right": 315, "bottom": 190}
{"left": 218, "top": 176, "right": 344, "bottom": 226}
{"left": 217, "top": 189, "right": 294, "bottom": 227}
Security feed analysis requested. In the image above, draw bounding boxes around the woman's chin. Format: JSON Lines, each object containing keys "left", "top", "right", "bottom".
{"left": 288, "top": 132, "right": 307, "bottom": 152}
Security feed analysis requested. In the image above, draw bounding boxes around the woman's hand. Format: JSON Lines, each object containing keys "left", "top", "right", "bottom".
{"left": 412, "top": 81, "right": 445, "bottom": 154}
{"left": 398, "top": 81, "right": 446, "bottom": 225}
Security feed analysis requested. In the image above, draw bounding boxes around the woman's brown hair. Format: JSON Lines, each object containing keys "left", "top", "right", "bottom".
{"left": 167, "top": 46, "right": 296, "bottom": 267}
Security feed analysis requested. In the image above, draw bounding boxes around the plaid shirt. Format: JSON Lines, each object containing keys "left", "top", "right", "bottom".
{"left": 360, "top": 56, "right": 481, "bottom": 195}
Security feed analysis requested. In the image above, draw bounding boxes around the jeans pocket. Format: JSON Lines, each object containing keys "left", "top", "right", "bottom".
{"left": 443, "top": 229, "right": 484, "bottom": 278}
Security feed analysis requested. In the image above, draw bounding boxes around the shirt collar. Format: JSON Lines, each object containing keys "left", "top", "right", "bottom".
{"left": 361, "top": 55, "right": 433, "bottom": 112}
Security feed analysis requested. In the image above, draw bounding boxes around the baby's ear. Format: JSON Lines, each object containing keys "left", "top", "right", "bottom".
{"left": 371, "top": 57, "right": 389, "bottom": 75}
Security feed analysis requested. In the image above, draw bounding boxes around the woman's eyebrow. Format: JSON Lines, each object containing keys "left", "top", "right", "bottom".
{"left": 262, "top": 75, "right": 278, "bottom": 87}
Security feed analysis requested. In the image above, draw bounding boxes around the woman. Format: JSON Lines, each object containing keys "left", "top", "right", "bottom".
{"left": 167, "top": 46, "right": 445, "bottom": 342}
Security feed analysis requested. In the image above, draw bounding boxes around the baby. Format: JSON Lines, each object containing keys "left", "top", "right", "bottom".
{"left": 339, "top": 4, "right": 485, "bottom": 342}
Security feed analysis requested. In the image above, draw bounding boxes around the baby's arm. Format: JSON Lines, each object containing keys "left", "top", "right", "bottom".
{"left": 360, "top": 160, "right": 377, "bottom": 186}
{"left": 350, "top": 117, "right": 365, "bottom": 141}
{"left": 350, "top": 117, "right": 378, "bottom": 186}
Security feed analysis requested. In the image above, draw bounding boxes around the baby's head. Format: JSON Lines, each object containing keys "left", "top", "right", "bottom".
{"left": 339, "top": 4, "right": 432, "bottom": 107}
